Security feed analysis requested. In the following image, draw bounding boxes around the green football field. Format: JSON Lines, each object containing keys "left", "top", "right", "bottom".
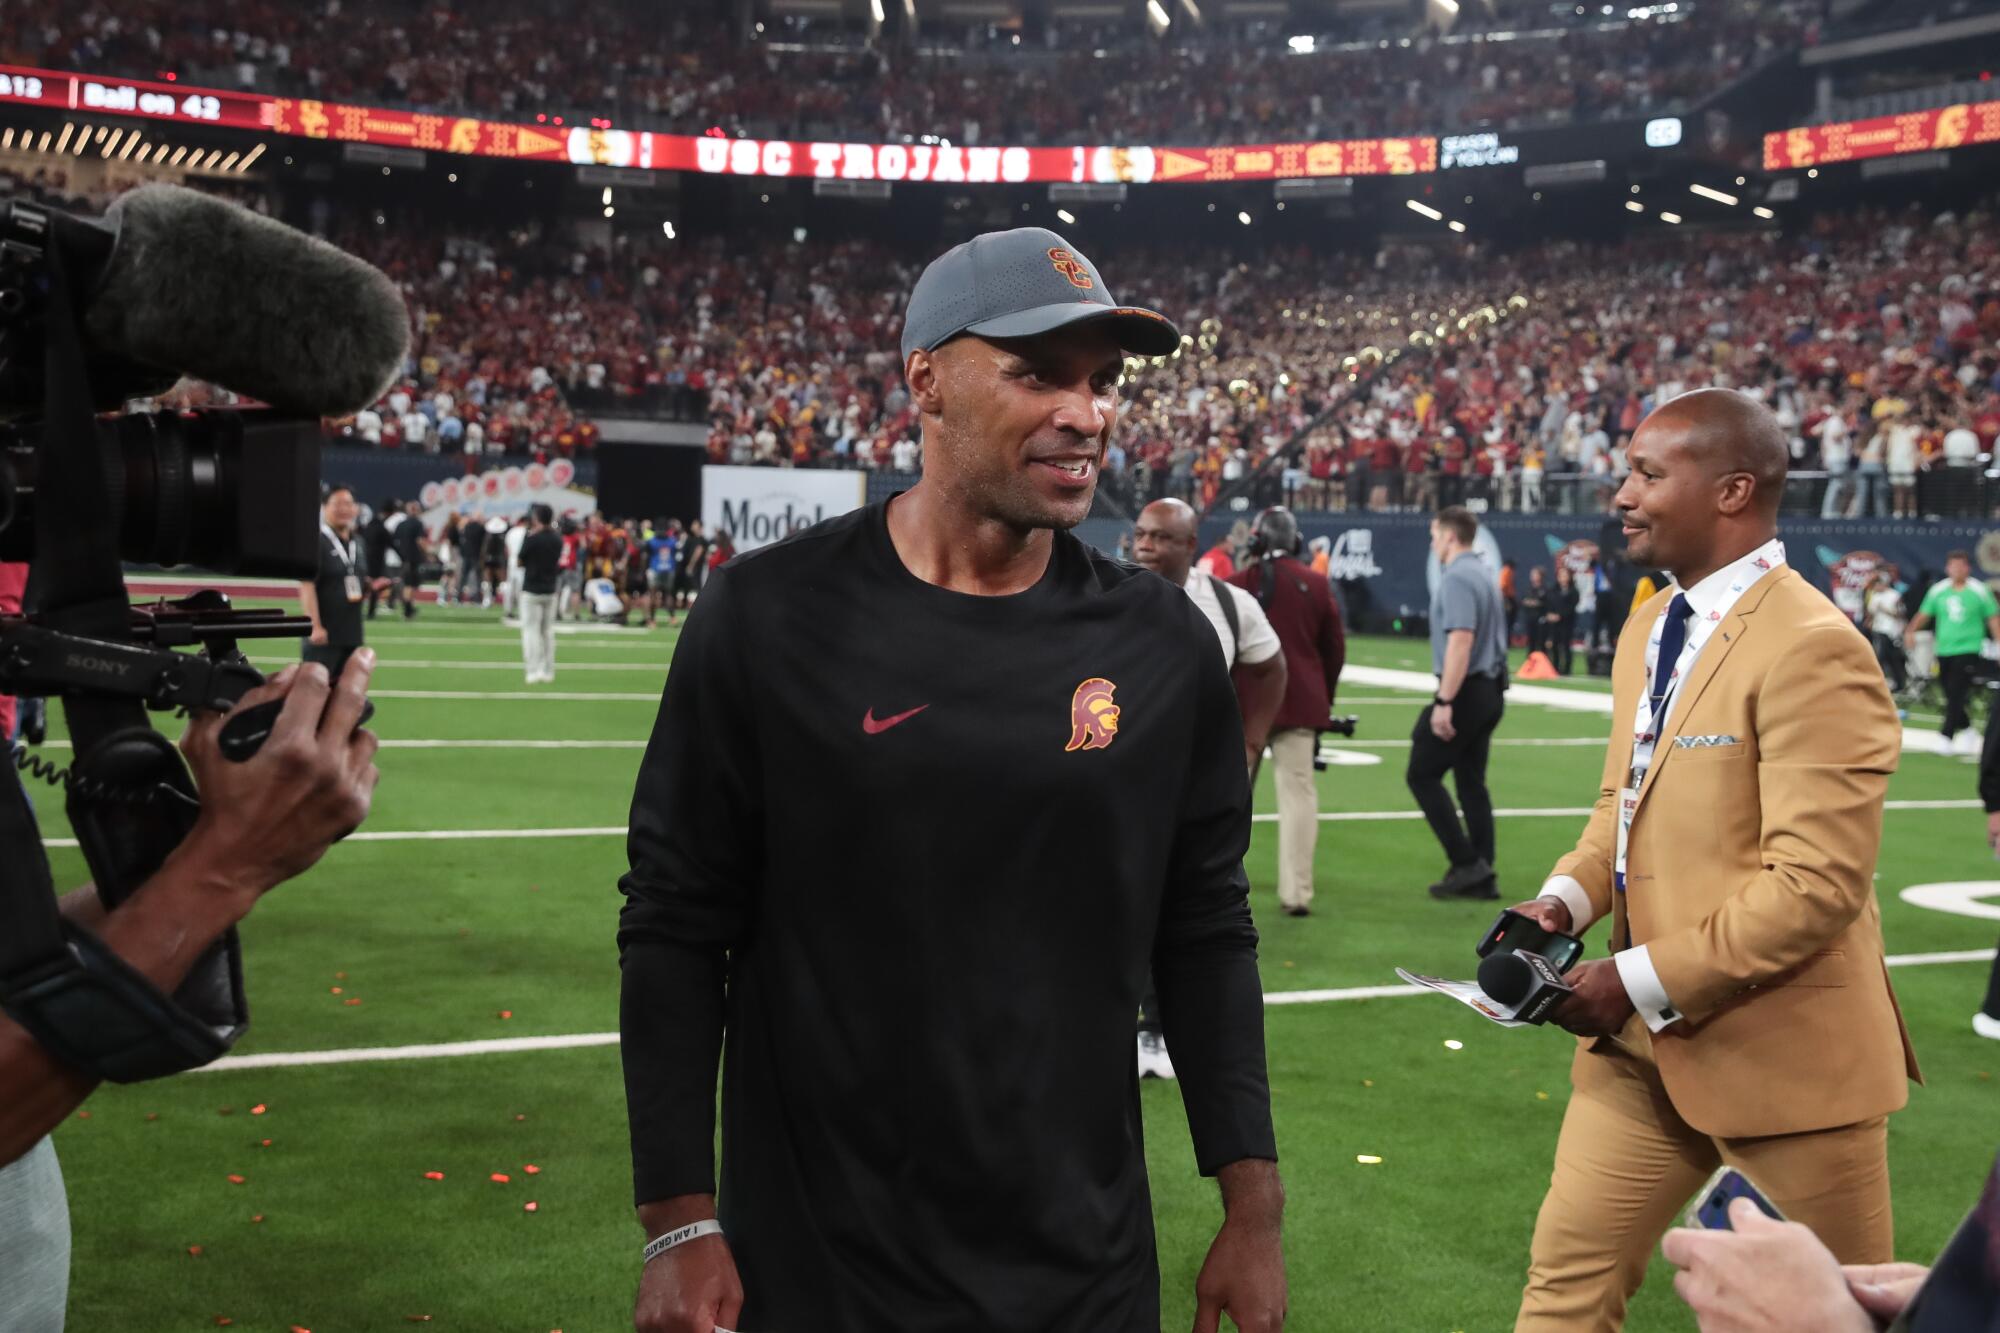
{"left": 35, "top": 606, "right": 2000, "bottom": 1332}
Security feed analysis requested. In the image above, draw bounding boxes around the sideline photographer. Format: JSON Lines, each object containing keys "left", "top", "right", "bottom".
{"left": 1228, "top": 506, "right": 1345, "bottom": 918}
{"left": 0, "top": 181, "right": 404, "bottom": 1330}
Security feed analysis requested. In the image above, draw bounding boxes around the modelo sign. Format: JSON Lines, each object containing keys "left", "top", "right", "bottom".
{"left": 702, "top": 465, "right": 867, "bottom": 553}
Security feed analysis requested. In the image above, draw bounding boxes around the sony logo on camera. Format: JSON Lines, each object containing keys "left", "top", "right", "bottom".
{"left": 62, "top": 652, "right": 135, "bottom": 678}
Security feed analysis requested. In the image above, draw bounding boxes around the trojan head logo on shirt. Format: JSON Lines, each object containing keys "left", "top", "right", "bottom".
{"left": 1047, "top": 248, "right": 1094, "bottom": 291}
{"left": 1064, "top": 678, "right": 1120, "bottom": 752}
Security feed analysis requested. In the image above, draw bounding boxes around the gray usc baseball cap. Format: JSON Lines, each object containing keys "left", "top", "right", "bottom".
{"left": 900, "top": 227, "right": 1182, "bottom": 364}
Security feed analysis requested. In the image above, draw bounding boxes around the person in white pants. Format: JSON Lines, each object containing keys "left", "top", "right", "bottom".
{"left": 516, "top": 504, "right": 563, "bottom": 684}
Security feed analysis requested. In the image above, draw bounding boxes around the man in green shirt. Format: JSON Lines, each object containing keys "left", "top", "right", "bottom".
{"left": 1906, "top": 550, "right": 2000, "bottom": 752}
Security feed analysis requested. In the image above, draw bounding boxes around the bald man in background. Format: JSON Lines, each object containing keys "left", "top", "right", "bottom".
{"left": 1506, "top": 390, "right": 1919, "bottom": 1329}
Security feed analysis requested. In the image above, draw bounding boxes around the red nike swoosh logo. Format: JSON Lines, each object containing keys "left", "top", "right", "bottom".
{"left": 862, "top": 705, "right": 929, "bottom": 735}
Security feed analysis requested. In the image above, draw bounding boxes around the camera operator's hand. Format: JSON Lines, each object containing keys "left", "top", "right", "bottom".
{"left": 175, "top": 654, "right": 380, "bottom": 902}
{"left": 308, "top": 624, "right": 329, "bottom": 646}
{"left": 634, "top": 1198, "right": 744, "bottom": 1333}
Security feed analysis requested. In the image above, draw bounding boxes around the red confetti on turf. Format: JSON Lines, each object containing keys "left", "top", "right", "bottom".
{"left": 145, "top": 1113, "right": 160, "bottom": 1122}
{"left": 523, "top": 1164, "right": 540, "bottom": 1175}
{"left": 422, "top": 1171, "right": 444, "bottom": 1181}
{"left": 259, "top": 1140, "right": 272, "bottom": 1148}
{"left": 405, "top": 1319, "right": 433, "bottom": 1325}
{"left": 290, "top": 1326, "right": 313, "bottom": 1332}
{"left": 251, "top": 1104, "right": 267, "bottom": 1115}
{"left": 523, "top": 1201, "right": 538, "bottom": 1213}
{"left": 330, "top": 987, "right": 343, "bottom": 995}
{"left": 75, "top": 1111, "right": 89, "bottom": 1120}
{"left": 513, "top": 1114, "right": 527, "bottom": 1122}
{"left": 251, "top": 1215, "right": 265, "bottom": 1224}
{"left": 490, "top": 1173, "right": 511, "bottom": 1183}
{"left": 213, "top": 1319, "right": 233, "bottom": 1327}
{"left": 343, "top": 998, "right": 362, "bottom": 1006}
{"left": 218, "top": 1107, "right": 234, "bottom": 1116}
{"left": 228, "top": 1175, "right": 246, "bottom": 1185}
{"left": 335, "top": 971, "right": 347, "bottom": 980}
{"left": 188, "top": 1245, "right": 204, "bottom": 1257}
{"left": 498, "top": 1010, "right": 512, "bottom": 1019}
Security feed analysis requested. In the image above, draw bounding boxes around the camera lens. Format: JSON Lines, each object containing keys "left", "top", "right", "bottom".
{"left": 0, "top": 411, "right": 320, "bottom": 575}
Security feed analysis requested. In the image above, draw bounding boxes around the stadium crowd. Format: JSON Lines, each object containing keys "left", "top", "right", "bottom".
{"left": 7, "top": 156, "right": 1996, "bottom": 521}
{"left": 0, "top": 0, "right": 1820, "bottom": 143}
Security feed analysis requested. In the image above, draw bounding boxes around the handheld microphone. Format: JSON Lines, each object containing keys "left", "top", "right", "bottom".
{"left": 84, "top": 185, "right": 410, "bottom": 417}
{"left": 1476, "top": 949, "right": 1574, "bottom": 1025}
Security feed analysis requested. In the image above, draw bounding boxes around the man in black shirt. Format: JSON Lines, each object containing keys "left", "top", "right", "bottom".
{"left": 457, "top": 510, "right": 487, "bottom": 606}
{"left": 389, "top": 500, "right": 427, "bottom": 619}
{"left": 299, "top": 485, "right": 387, "bottom": 683}
{"left": 620, "top": 228, "right": 1285, "bottom": 1333}
{"left": 362, "top": 497, "right": 393, "bottom": 619}
{"left": 517, "top": 504, "right": 563, "bottom": 684}
{"left": 672, "top": 520, "right": 709, "bottom": 610}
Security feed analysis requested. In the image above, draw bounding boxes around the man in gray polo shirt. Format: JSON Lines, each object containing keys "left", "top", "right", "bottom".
{"left": 1409, "top": 506, "right": 1510, "bottom": 900}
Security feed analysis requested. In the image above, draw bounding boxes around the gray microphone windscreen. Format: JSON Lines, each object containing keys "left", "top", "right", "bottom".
{"left": 86, "top": 185, "right": 410, "bottom": 417}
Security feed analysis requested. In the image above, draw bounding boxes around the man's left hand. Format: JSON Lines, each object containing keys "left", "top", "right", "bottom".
{"left": 1661, "top": 1199, "right": 1874, "bottom": 1333}
{"left": 1553, "top": 958, "right": 1635, "bottom": 1037}
{"left": 1193, "top": 1215, "right": 1286, "bottom": 1333}
{"left": 1429, "top": 704, "right": 1456, "bottom": 742}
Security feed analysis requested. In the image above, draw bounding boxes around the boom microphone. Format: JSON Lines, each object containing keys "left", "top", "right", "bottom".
{"left": 85, "top": 185, "right": 409, "bottom": 417}
{"left": 1476, "top": 949, "right": 1574, "bottom": 1025}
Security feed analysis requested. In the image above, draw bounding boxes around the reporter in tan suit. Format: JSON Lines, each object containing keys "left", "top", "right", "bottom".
{"left": 1509, "top": 390, "right": 1921, "bottom": 1330}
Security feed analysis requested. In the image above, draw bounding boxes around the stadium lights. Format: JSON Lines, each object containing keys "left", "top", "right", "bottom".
{"left": 662, "top": 221, "right": 677, "bottom": 238}
{"left": 1689, "top": 183, "right": 1738, "bottom": 206}
{"left": 101, "top": 128, "right": 124, "bottom": 157}
{"left": 1807, "top": 168, "right": 1819, "bottom": 178}
{"left": 0, "top": 129, "right": 11, "bottom": 150}
{"left": 237, "top": 142, "right": 266, "bottom": 172}
{"left": 601, "top": 186, "right": 613, "bottom": 205}
{"left": 54, "top": 123, "right": 72, "bottom": 154}
{"left": 1626, "top": 200, "right": 1645, "bottom": 213}
{"left": 603, "top": 206, "right": 616, "bottom": 218}
{"left": 870, "top": 0, "right": 885, "bottom": 21}
{"left": 1288, "top": 34, "right": 1314, "bottom": 53}
{"left": 120, "top": 133, "right": 143, "bottom": 160}
{"left": 1753, "top": 206, "right": 1776, "bottom": 219}
{"left": 1406, "top": 200, "right": 1444, "bottom": 221}
{"left": 1056, "top": 208, "right": 1076, "bottom": 224}
{"left": 1238, "top": 211, "right": 1252, "bottom": 225}
{"left": 1146, "top": 0, "right": 1171, "bottom": 26}
{"left": 1659, "top": 211, "right": 1683, "bottom": 224}
{"left": 1180, "top": 0, "right": 1202, "bottom": 20}
{"left": 1448, "top": 220, "right": 1467, "bottom": 233}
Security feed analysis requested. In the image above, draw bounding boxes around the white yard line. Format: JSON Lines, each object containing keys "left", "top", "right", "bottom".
{"left": 194, "top": 947, "right": 1998, "bottom": 1072}
{"left": 252, "top": 658, "right": 666, "bottom": 671}
{"left": 40, "top": 800, "right": 1982, "bottom": 850}
{"left": 364, "top": 690, "right": 662, "bottom": 701}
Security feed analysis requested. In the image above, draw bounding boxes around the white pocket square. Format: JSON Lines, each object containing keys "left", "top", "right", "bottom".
{"left": 1674, "top": 734, "right": 1741, "bottom": 749}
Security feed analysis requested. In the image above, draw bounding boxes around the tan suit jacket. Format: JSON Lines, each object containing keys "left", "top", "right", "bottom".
{"left": 1552, "top": 566, "right": 1921, "bottom": 1139}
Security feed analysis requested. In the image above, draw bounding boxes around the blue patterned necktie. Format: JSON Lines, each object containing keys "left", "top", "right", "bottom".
{"left": 1646, "top": 593, "right": 1693, "bottom": 739}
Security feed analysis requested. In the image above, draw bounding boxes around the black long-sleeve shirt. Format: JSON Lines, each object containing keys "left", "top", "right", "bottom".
{"left": 617, "top": 499, "right": 1275, "bottom": 1333}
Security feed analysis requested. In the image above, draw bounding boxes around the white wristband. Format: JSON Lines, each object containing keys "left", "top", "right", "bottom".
{"left": 642, "top": 1218, "right": 724, "bottom": 1265}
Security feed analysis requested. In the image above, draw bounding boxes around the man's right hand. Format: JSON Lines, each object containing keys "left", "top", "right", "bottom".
{"left": 1508, "top": 897, "right": 1573, "bottom": 937}
{"left": 308, "top": 624, "right": 329, "bottom": 646}
{"left": 172, "top": 654, "right": 381, "bottom": 906}
{"left": 633, "top": 1235, "right": 744, "bottom": 1333}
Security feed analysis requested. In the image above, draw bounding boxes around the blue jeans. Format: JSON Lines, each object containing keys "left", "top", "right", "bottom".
{"left": 1821, "top": 464, "right": 1851, "bottom": 519}
{"left": 1853, "top": 463, "right": 1888, "bottom": 518}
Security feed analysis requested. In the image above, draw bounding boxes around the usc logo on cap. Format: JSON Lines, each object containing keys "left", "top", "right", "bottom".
{"left": 1064, "top": 678, "right": 1121, "bottom": 752}
{"left": 1047, "top": 248, "right": 1094, "bottom": 291}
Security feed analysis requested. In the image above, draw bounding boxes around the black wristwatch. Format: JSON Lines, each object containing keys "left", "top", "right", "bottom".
{"left": 1434, "top": 694, "right": 1455, "bottom": 706}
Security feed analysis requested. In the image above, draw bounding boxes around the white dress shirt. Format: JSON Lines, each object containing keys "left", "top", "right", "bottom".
{"left": 1182, "top": 571, "right": 1282, "bottom": 669}
{"left": 1539, "top": 537, "right": 1787, "bottom": 1032}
